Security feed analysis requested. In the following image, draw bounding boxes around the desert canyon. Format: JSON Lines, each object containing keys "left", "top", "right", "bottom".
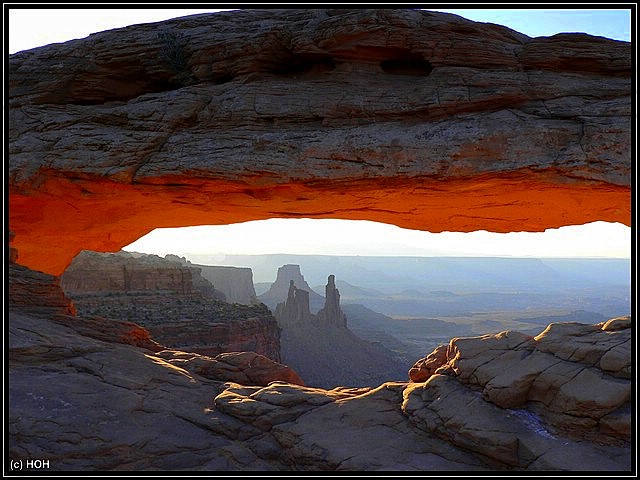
{"left": 8, "top": 8, "right": 631, "bottom": 472}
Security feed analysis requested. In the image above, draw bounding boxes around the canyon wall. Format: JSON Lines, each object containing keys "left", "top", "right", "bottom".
{"left": 8, "top": 8, "right": 630, "bottom": 276}
{"left": 62, "top": 251, "right": 281, "bottom": 361}
{"left": 8, "top": 261, "right": 630, "bottom": 470}
{"left": 61, "top": 250, "right": 221, "bottom": 299}
{"left": 165, "top": 254, "right": 259, "bottom": 304}
{"left": 197, "top": 265, "right": 258, "bottom": 305}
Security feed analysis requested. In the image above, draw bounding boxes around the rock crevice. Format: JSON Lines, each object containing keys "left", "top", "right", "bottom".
{"left": 408, "top": 318, "right": 631, "bottom": 444}
{"left": 8, "top": 261, "right": 632, "bottom": 471}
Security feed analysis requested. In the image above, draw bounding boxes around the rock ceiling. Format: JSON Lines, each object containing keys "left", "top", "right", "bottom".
{"left": 8, "top": 9, "right": 630, "bottom": 275}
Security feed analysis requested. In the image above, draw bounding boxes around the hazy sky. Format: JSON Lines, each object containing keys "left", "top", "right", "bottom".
{"left": 123, "top": 220, "right": 631, "bottom": 259}
{"left": 8, "top": 8, "right": 632, "bottom": 258}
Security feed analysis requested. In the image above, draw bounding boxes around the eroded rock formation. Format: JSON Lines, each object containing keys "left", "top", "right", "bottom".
{"left": 274, "top": 280, "right": 313, "bottom": 327}
{"left": 157, "top": 350, "right": 304, "bottom": 387}
{"left": 260, "top": 264, "right": 325, "bottom": 312}
{"left": 8, "top": 262, "right": 631, "bottom": 471}
{"left": 6, "top": 8, "right": 633, "bottom": 472}
{"left": 62, "top": 250, "right": 281, "bottom": 361}
{"left": 274, "top": 274, "right": 407, "bottom": 388}
{"left": 166, "top": 255, "right": 259, "bottom": 305}
{"left": 316, "top": 274, "right": 347, "bottom": 328}
{"left": 62, "top": 250, "right": 222, "bottom": 299}
{"left": 275, "top": 274, "right": 347, "bottom": 329}
{"left": 9, "top": 262, "right": 77, "bottom": 317}
{"left": 407, "top": 318, "right": 631, "bottom": 445}
{"left": 8, "top": 9, "right": 631, "bottom": 276}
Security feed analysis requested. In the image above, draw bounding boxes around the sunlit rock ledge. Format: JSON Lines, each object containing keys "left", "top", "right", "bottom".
{"left": 8, "top": 261, "right": 631, "bottom": 471}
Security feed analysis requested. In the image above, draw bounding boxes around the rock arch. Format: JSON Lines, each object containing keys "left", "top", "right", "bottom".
{"left": 8, "top": 9, "right": 631, "bottom": 275}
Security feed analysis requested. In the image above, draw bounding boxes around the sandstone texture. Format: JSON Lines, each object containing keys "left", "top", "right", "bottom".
{"left": 8, "top": 8, "right": 631, "bottom": 276}
{"left": 156, "top": 350, "right": 304, "bottom": 387}
{"left": 9, "top": 262, "right": 77, "bottom": 317}
{"left": 408, "top": 318, "right": 632, "bottom": 445}
{"left": 63, "top": 251, "right": 282, "bottom": 361}
{"left": 8, "top": 263, "right": 631, "bottom": 471}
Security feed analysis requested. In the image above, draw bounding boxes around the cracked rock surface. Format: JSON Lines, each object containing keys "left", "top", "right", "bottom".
{"left": 408, "top": 318, "right": 631, "bottom": 446}
{"left": 9, "top": 262, "right": 631, "bottom": 471}
{"left": 8, "top": 8, "right": 631, "bottom": 275}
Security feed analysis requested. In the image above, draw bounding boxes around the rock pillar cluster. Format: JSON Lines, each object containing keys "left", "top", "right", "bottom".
{"left": 274, "top": 280, "right": 313, "bottom": 327}
{"left": 275, "top": 275, "right": 347, "bottom": 329}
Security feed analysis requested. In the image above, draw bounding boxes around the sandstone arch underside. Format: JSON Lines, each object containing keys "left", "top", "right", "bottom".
{"left": 8, "top": 9, "right": 631, "bottom": 276}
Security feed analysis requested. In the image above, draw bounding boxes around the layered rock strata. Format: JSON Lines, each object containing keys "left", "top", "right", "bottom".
{"left": 71, "top": 290, "right": 282, "bottom": 361}
{"left": 408, "top": 317, "right": 631, "bottom": 445}
{"left": 62, "top": 250, "right": 222, "bottom": 300}
{"left": 63, "top": 250, "right": 281, "bottom": 361}
{"left": 157, "top": 350, "right": 304, "bottom": 387}
{"left": 8, "top": 9, "right": 630, "bottom": 276}
{"left": 166, "top": 255, "right": 259, "bottom": 305}
{"left": 9, "top": 262, "right": 77, "bottom": 317}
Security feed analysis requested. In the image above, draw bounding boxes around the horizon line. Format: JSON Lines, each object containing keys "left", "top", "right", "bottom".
{"left": 171, "top": 251, "right": 632, "bottom": 260}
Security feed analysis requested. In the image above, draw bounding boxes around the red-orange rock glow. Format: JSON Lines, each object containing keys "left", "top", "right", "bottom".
{"left": 8, "top": 9, "right": 630, "bottom": 275}
{"left": 10, "top": 171, "right": 629, "bottom": 276}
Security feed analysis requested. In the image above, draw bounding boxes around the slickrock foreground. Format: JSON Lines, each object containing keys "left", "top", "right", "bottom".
{"left": 8, "top": 262, "right": 631, "bottom": 471}
{"left": 406, "top": 319, "right": 631, "bottom": 464}
{"left": 8, "top": 8, "right": 630, "bottom": 275}
{"left": 7, "top": 8, "right": 632, "bottom": 472}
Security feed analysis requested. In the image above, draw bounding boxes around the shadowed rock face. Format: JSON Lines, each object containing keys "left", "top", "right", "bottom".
{"left": 274, "top": 275, "right": 408, "bottom": 388}
{"left": 61, "top": 250, "right": 281, "bottom": 361}
{"left": 275, "top": 275, "right": 346, "bottom": 329}
{"left": 260, "top": 264, "right": 325, "bottom": 312}
{"left": 165, "top": 255, "right": 259, "bottom": 305}
{"left": 8, "top": 260, "right": 631, "bottom": 471}
{"left": 8, "top": 8, "right": 631, "bottom": 275}
{"left": 316, "top": 274, "right": 346, "bottom": 328}
{"left": 274, "top": 280, "right": 313, "bottom": 327}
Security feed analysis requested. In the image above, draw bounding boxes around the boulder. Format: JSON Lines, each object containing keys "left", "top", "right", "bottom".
{"left": 157, "top": 350, "right": 304, "bottom": 386}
